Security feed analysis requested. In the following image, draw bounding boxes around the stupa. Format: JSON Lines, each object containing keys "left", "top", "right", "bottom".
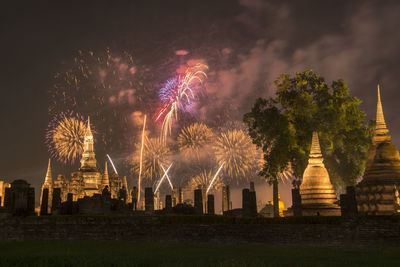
{"left": 355, "top": 85, "right": 400, "bottom": 215}
{"left": 299, "top": 132, "right": 341, "bottom": 216}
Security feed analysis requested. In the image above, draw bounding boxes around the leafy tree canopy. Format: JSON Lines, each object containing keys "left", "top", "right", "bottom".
{"left": 244, "top": 70, "right": 374, "bottom": 189}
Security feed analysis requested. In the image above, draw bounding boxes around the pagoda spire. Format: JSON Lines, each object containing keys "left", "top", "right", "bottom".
{"left": 80, "top": 116, "right": 97, "bottom": 170}
{"left": 44, "top": 158, "right": 52, "bottom": 186}
{"left": 101, "top": 161, "right": 110, "bottom": 188}
{"left": 299, "top": 131, "right": 340, "bottom": 216}
{"left": 308, "top": 131, "right": 324, "bottom": 166}
{"left": 376, "top": 84, "right": 389, "bottom": 136}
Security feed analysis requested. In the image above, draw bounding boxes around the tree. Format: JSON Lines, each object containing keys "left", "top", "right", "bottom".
{"left": 244, "top": 70, "right": 373, "bottom": 217}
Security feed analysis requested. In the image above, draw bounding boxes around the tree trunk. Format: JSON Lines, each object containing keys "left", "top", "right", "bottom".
{"left": 273, "top": 178, "right": 279, "bottom": 218}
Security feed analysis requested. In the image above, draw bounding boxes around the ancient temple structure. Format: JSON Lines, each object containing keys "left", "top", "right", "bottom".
{"left": 299, "top": 132, "right": 341, "bottom": 216}
{"left": 0, "top": 180, "right": 11, "bottom": 207}
{"left": 40, "top": 117, "right": 128, "bottom": 207}
{"left": 40, "top": 159, "right": 53, "bottom": 213}
{"left": 355, "top": 86, "right": 400, "bottom": 215}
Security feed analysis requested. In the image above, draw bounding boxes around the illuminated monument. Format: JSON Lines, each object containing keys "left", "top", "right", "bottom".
{"left": 40, "top": 159, "right": 53, "bottom": 212}
{"left": 40, "top": 117, "right": 127, "bottom": 207}
{"left": 299, "top": 132, "right": 341, "bottom": 216}
{"left": 356, "top": 86, "right": 400, "bottom": 215}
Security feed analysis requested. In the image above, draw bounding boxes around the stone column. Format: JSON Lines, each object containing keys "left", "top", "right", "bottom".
{"left": 28, "top": 187, "right": 35, "bottom": 216}
{"left": 40, "top": 188, "right": 49, "bottom": 216}
{"left": 165, "top": 195, "right": 172, "bottom": 210}
{"left": 51, "top": 188, "right": 62, "bottom": 214}
{"left": 178, "top": 187, "right": 183, "bottom": 204}
{"left": 145, "top": 187, "right": 154, "bottom": 212}
{"left": 292, "top": 188, "right": 302, "bottom": 216}
{"left": 154, "top": 191, "right": 160, "bottom": 211}
{"left": 172, "top": 187, "right": 177, "bottom": 207}
{"left": 249, "top": 190, "right": 257, "bottom": 216}
{"left": 207, "top": 194, "right": 215, "bottom": 215}
{"left": 340, "top": 186, "right": 357, "bottom": 217}
{"left": 227, "top": 185, "right": 232, "bottom": 210}
{"left": 222, "top": 186, "right": 228, "bottom": 213}
{"left": 242, "top": 188, "right": 250, "bottom": 216}
{"left": 66, "top": 193, "right": 73, "bottom": 215}
{"left": 194, "top": 189, "right": 203, "bottom": 215}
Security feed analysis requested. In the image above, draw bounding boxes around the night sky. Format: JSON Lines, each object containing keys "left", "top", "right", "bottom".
{"left": 2, "top": 0, "right": 400, "bottom": 207}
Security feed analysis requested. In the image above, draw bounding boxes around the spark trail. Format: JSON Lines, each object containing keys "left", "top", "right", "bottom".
{"left": 155, "top": 63, "right": 208, "bottom": 142}
{"left": 137, "top": 114, "right": 146, "bottom": 209}
{"left": 207, "top": 162, "right": 225, "bottom": 194}
{"left": 155, "top": 163, "right": 173, "bottom": 193}
{"left": 106, "top": 154, "right": 118, "bottom": 174}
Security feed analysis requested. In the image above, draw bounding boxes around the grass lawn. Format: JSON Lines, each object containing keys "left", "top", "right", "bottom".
{"left": 0, "top": 241, "right": 399, "bottom": 266}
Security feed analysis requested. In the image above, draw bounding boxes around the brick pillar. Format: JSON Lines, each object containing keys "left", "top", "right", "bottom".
{"left": 4, "top": 188, "right": 12, "bottom": 213}
{"left": 172, "top": 187, "right": 177, "bottom": 207}
{"left": 66, "top": 193, "right": 73, "bottom": 214}
{"left": 40, "top": 188, "right": 49, "bottom": 216}
{"left": 194, "top": 189, "right": 203, "bottom": 215}
{"left": 292, "top": 188, "right": 302, "bottom": 216}
{"left": 165, "top": 195, "right": 172, "bottom": 210}
{"left": 178, "top": 187, "right": 183, "bottom": 204}
{"left": 222, "top": 186, "right": 228, "bottom": 213}
{"left": 340, "top": 186, "right": 357, "bottom": 217}
{"left": 51, "top": 188, "right": 62, "bottom": 214}
{"left": 242, "top": 188, "right": 250, "bottom": 216}
{"left": 28, "top": 187, "right": 35, "bottom": 216}
{"left": 145, "top": 187, "right": 154, "bottom": 212}
{"left": 227, "top": 185, "right": 232, "bottom": 210}
{"left": 207, "top": 194, "right": 215, "bottom": 215}
{"left": 249, "top": 190, "right": 257, "bottom": 216}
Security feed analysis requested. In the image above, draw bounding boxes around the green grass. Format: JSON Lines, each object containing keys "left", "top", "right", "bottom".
{"left": 0, "top": 241, "right": 399, "bottom": 266}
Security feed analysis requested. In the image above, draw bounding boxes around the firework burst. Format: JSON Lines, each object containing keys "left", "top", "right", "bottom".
{"left": 46, "top": 111, "right": 90, "bottom": 164}
{"left": 155, "top": 63, "right": 208, "bottom": 142}
{"left": 50, "top": 48, "right": 155, "bottom": 156}
{"left": 177, "top": 123, "right": 214, "bottom": 160}
{"left": 132, "top": 137, "right": 171, "bottom": 183}
{"left": 189, "top": 169, "right": 223, "bottom": 191}
{"left": 213, "top": 129, "right": 263, "bottom": 185}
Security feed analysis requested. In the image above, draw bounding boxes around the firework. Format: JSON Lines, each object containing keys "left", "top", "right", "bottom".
{"left": 132, "top": 137, "right": 171, "bottom": 182}
{"left": 213, "top": 129, "right": 263, "bottom": 184}
{"left": 46, "top": 111, "right": 90, "bottom": 163}
{"left": 137, "top": 114, "right": 146, "bottom": 209}
{"left": 189, "top": 169, "right": 224, "bottom": 191}
{"left": 155, "top": 163, "right": 174, "bottom": 193}
{"left": 106, "top": 154, "right": 118, "bottom": 174}
{"left": 155, "top": 63, "right": 208, "bottom": 141}
{"left": 177, "top": 123, "right": 214, "bottom": 160}
{"left": 50, "top": 48, "right": 155, "bottom": 156}
{"left": 206, "top": 162, "right": 225, "bottom": 194}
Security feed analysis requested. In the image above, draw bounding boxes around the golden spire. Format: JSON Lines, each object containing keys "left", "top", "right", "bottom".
{"left": 308, "top": 132, "right": 324, "bottom": 166}
{"left": 101, "top": 161, "right": 110, "bottom": 188}
{"left": 86, "top": 116, "right": 93, "bottom": 137}
{"left": 44, "top": 158, "right": 52, "bottom": 185}
{"left": 80, "top": 116, "right": 97, "bottom": 170}
{"left": 376, "top": 84, "right": 389, "bottom": 136}
{"left": 104, "top": 161, "right": 108, "bottom": 177}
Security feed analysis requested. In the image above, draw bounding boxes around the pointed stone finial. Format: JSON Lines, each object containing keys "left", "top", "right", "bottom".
{"left": 104, "top": 161, "right": 109, "bottom": 177}
{"left": 376, "top": 85, "right": 389, "bottom": 136}
{"left": 44, "top": 158, "right": 52, "bottom": 185}
{"left": 308, "top": 132, "right": 324, "bottom": 166}
{"left": 310, "top": 131, "right": 322, "bottom": 157}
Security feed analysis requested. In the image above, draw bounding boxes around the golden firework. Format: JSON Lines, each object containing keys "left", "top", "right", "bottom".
{"left": 177, "top": 123, "right": 214, "bottom": 160}
{"left": 213, "top": 129, "right": 263, "bottom": 183}
{"left": 132, "top": 137, "right": 171, "bottom": 182}
{"left": 189, "top": 169, "right": 223, "bottom": 191}
{"left": 48, "top": 115, "right": 88, "bottom": 163}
